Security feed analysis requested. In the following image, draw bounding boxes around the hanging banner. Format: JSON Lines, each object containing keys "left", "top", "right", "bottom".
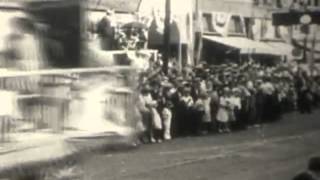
{"left": 211, "top": 12, "right": 232, "bottom": 37}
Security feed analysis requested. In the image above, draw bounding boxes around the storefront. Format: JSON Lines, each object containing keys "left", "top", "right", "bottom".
{"left": 199, "top": 12, "right": 283, "bottom": 65}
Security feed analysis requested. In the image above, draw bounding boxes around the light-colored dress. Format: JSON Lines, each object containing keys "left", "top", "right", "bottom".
{"left": 162, "top": 107, "right": 172, "bottom": 140}
{"left": 216, "top": 97, "right": 229, "bottom": 123}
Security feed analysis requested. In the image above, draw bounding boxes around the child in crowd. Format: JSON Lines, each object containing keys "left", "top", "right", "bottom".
{"left": 216, "top": 89, "right": 230, "bottom": 133}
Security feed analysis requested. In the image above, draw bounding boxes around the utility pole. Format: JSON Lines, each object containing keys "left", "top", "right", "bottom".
{"left": 163, "top": 0, "right": 171, "bottom": 75}
{"left": 194, "top": 0, "right": 202, "bottom": 65}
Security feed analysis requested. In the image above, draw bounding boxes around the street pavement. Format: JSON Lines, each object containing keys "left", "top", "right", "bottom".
{"left": 79, "top": 109, "right": 320, "bottom": 180}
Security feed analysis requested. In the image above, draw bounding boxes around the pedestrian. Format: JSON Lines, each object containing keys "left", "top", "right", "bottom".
{"left": 228, "top": 88, "right": 243, "bottom": 130}
{"left": 201, "top": 92, "right": 212, "bottom": 134}
{"left": 151, "top": 106, "right": 163, "bottom": 143}
{"left": 216, "top": 88, "right": 230, "bottom": 133}
{"left": 260, "top": 77, "right": 276, "bottom": 122}
{"left": 194, "top": 92, "right": 211, "bottom": 135}
{"left": 138, "top": 85, "right": 156, "bottom": 143}
{"left": 209, "top": 87, "right": 220, "bottom": 133}
{"left": 162, "top": 101, "right": 173, "bottom": 140}
{"left": 180, "top": 85, "right": 194, "bottom": 136}
{"left": 295, "top": 70, "right": 312, "bottom": 114}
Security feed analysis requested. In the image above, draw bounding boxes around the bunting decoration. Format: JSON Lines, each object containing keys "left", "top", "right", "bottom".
{"left": 212, "top": 12, "right": 231, "bottom": 37}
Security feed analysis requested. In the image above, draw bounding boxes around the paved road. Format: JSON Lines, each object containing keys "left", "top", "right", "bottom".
{"left": 79, "top": 110, "right": 320, "bottom": 180}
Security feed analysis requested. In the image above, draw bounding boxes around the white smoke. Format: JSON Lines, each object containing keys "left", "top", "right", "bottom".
{"left": 65, "top": 75, "right": 139, "bottom": 137}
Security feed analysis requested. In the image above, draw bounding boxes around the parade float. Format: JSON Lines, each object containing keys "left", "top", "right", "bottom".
{"left": 0, "top": 0, "right": 156, "bottom": 179}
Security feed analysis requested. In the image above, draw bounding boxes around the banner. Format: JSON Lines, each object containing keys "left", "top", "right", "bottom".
{"left": 211, "top": 12, "right": 232, "bottom": 37}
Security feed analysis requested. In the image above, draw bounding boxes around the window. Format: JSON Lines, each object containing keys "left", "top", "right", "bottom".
{"left": 263, "top": 0, "right": 272, "bottom": 5}
{"left": 276, "top": 0, "right": 283, "bottom": 8}
{"left": 228, "top": 16, "right": 244, "bottom": 35}
{"left": 202, "top": 13, "right": 215, "bottom": 32}
{"left": 274, "top": 26, "right": 281, "bottom": 39}
{"left": 253, "top": 0, "right": 260, "bottom": 6}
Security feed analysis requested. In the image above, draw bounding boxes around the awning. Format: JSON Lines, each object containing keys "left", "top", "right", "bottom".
{"left": 203, "top": 35, "right": 282, "bottom": 55}
{"left": 87, "top": 0, "right": 141, "bottom": 12}
{"left": 265, "top": 42, "right": 300, "bottom": 59}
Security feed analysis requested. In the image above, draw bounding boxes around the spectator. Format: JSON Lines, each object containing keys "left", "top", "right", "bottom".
{"left": 162, "top": 101, "right": 173, "bottom": 140}
{"left": 216, "top": 88, "right": 231, "bottom": 133}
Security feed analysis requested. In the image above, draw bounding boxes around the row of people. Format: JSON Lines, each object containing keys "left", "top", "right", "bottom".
{"left": 137, "top": 60, "right": 320, "bottom": 143}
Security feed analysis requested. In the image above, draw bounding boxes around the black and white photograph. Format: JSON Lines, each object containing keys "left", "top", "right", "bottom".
{"left": 0, "top": 0, "right": 320, "bottom": 179}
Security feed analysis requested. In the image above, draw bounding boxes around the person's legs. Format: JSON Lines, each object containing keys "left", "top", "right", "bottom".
{"left": 163, "top": 114, "right": 172, "bottom": 140}
{"left": 225, "top": 122, "right": 231, "bottom": 133}
{"left": 153, "top": 129, "right": 163, "bottom": 143}
{"left": 217, "top": 121, "right": 223, "bottom": 133}
{"left": 141, "top": 112, "right": 152, "bottom": 143}
{"left": 297, "top": 91, "right": 305, "bottom": 113}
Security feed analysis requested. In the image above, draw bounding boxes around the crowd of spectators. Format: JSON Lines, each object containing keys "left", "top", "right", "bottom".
{"left": 137, "top": 56, "right": 320, "bottom": 143}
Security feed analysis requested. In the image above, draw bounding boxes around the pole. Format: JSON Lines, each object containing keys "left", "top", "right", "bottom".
{"left": 310, "top": 25, "right": 318, "bottom": 75}
{"left": 195, "top": 0, "right": 202, "bottom": 65}
{"left": 163, "top": 0, "right": 171, "bottom": 75}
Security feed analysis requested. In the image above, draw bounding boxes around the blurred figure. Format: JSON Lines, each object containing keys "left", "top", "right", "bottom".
{"left": 136, "top": 28, "right": 148, "bottom": 49}
{"left": 137, "top": 85, "right": 155, "bottom": 143}
{"left": 194, "top": 92, "right": 211, "bottom": 135}
{"left": 5, "top": 16, "right": 43, "bottom": 70}
{"left": 216, "top": 89, "right": 230, "bottom": 133}
{"left": 180, "top": 86, "right": 194, "bottom": 136}
{"left": 97, "top": 9, "right": 115, "bottom": 50}
{"left": 308, "top": 157, "right": 320, "bottom": 179}
{"left": 162, "top": 101, "right": 173, "bottom": 140}
{"left": 292, "top": 172, "right": 317, "bottom": 180}
{"left": 295, "top": 69, "right": 313, "bottom": 114}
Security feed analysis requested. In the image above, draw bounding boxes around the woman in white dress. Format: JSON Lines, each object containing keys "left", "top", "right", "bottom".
{"left": 216, "top": 89, "right": 230, "bottom": 133}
